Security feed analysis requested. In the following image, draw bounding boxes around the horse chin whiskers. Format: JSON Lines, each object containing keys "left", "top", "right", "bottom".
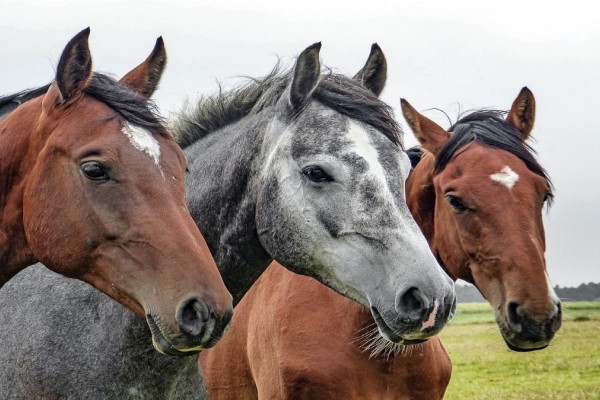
{"left": 354, "top": 323, "right": 406, "bottom": 360}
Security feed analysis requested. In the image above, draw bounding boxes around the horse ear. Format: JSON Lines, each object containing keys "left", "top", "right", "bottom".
{"left": 353, "top": 43, "right": 387, "bottom": 96}
{"left": 120, "top": 37, "right": 167, "bottom": 99}
{"left": 289, "top": 42, "right": 321, "bottom": 109}
{"left": 54, "top": 27, "right": 93, "bottom": 103}
{"left": 506, "top": 87, "right": 536, "bottom": 140}
{"left": 401, "top": 99, "right": 450, "bottom": 155}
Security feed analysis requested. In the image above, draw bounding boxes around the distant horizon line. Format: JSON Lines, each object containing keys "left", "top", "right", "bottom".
{"left": 456, "top": 281, "right": 600, "bottom": 289}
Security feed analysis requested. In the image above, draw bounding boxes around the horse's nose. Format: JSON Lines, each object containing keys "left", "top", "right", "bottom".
{"left": 395, "top": 286, "right": 431, "bottom": 323}
{"left": 506, "top": 301, "right": 524, "bottom": 333}
{"left": 506, "top": 300, "right": 562, "bottom": 338}
{"left": 550, "top": 302, "right": 562, "bottom": 333}
{"left": 175, "top": 296, "right": 233, "bottom": 349}
{"left": 176, "top": 297, "right": 211, "bottom": 336}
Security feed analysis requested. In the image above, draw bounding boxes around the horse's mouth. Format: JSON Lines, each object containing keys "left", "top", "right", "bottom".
{"left": 496, "top": 314, "right": 552, "bottom": 352}
{"left": 502, "top": 336, "right": 549, "bottom": 352}
{"left": 146, "top": 314, "right": 204, "bottom": 357}
{"left": 370, "top": 306, "right": 429, "bottom": 345}
{"left": 498, "top": 326, "right": 551, "bottom": 352}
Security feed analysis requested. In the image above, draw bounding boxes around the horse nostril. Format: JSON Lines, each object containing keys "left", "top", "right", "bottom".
{"left": 396, "top": 287, "right": 429, "bottom": 321}
{"left": 507, "top": 301, "right": 523, "bottom": 332}
{"left": 554, "top": 301, "right": 562, "bottom": 316}
{"left": 177, "top": 297, "right": 209, "bottom": 337}
{"left": 222, "top": 309, "right": 233, "bottom": 328}
{"left": 550, "top": 302, "right": 563, "bottom": 333}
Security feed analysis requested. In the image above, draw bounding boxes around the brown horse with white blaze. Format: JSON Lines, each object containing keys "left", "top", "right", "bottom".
{"left": 402, "top": 89, "right": 561, "bottom": 351}
{"left": 199, "top": 48, "right": 560, "bottom": 398}
{"left": 0, "top": 29, "right": 232, "bottom": 355}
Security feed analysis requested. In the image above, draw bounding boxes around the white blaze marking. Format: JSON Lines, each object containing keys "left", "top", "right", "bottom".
{"left": 345, "top": 121, "right": 394, "bottom": 201}
{"left": 490, "top": 166, "right": 519, "bottom": 189}
{"left": 122, "top": 123, "right": 161, "bottom": 167}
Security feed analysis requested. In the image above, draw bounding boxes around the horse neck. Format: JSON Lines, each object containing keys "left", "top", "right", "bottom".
{"left": 183, "top": 115, "right": 273, "bottom": 306}
{"left": 0, "top": 98, "right": 46, "bottom": 281}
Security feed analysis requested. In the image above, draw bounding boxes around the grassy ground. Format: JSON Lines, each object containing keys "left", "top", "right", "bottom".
{"left": 440, "top": 302, "right": 600, "bottom": 400}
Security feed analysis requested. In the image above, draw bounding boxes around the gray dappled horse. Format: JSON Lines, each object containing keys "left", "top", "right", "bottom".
{"left": 177, "top": 42, "right": 455, "bottom": 335}
{"left": 0, "top": 44, "right": 454, "bottom": 398}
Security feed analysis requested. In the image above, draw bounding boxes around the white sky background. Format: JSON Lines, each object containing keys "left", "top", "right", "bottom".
{"left": 2, "top": 0, "right": 598, "bottom": 287}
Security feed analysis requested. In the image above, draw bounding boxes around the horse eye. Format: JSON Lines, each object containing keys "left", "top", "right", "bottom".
{"left": 303, "top": 166, "right": 333, "bottom": 183}
{"left": 445, "top": 194, "right": 467, "bottom": 212}
{"left": 81, "top": 161, "right": 109, "bottom": 181}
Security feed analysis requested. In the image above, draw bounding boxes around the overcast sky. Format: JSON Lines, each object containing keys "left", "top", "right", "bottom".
{"left": 2, "top": 0, "right": 598, "bottom": 287}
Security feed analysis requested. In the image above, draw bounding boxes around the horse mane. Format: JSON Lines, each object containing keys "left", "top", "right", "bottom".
{"left": 406, "top": 146, "right": 425, "bottom": 169}
{"left": 435, "top": 110, "right": 553, "bottom": 203}
{"left": 0, "top": 84, "right": 51, "bottom": 118}
{"left": 172, "top": 64, "right": 402, "bottom": 149}
{"left": 0, "top": 73, "right": 168, "bottom": 137}
{"left": 84, "top": 73, "right": 169, "bottom": 137}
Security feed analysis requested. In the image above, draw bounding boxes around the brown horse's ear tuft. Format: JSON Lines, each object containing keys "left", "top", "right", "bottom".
{"left": 401, "top": 98, "right": 450, "bottom": 155}
{"left": 120, "top": 37, "right": 167, "bottom": 99}
{"left": 55, "top": 27, "right": 92, "bottom": 102}
{"left": 289, "top": 42, "right": 321, "bottom": 110}
{"left": 507, "top": 87, "right": 536, "bottom": 140}
{"left": 353, "top": 43, "right": 387, "bottom": 96}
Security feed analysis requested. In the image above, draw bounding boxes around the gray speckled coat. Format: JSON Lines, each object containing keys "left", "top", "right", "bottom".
{"left": 0, "top": 264, "right": 207, "bottom": 399}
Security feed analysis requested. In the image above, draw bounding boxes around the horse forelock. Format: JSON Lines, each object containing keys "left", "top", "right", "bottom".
{"left": 312, "top": 74, "right": 403, "bottom": 148}
{"left": 84, "top": 73, "right": 170, "bottom": 139}
{"left": 172, "top": 63, "right": 403, "bottom": 150}
{"left": 435, "top": 110, "right": 553, "bottom": 204}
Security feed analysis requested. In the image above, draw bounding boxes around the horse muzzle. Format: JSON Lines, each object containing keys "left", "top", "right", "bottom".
{"left": 497, "top": 301, "right": 562, "bottom": 352}
{"left": 146, "top": 299, "right": 233, "bottom": 356}
{"left": 370, "top": 290, "right": 456, "bottom": 344}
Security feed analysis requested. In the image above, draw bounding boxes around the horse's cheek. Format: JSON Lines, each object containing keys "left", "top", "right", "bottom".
{"left": 22, "top": 166, "right": 85, "bottom": 273}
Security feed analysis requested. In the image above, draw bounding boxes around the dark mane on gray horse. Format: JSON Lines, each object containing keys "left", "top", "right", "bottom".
{"left": 172, "top": 64, "right": 403, "bottom": 149}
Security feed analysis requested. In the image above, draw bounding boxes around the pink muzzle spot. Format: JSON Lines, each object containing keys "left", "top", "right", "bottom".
{"left": 421, "top": 300, "right": 439, "bottom": 331}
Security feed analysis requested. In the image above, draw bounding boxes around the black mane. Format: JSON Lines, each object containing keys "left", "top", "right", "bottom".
{"left": 435, "top": 110, "right": 553, "bottom": 201}
{"left": 0, "top": 73, "right": 168, "bottom": 137}
{"left": 172, "top": 64, "right": 402, "bottom": 149}
{"left": 406, "top": 146, "right": 425, "bottom": 169}
{"left": 0, "top": 84, "right": 51, "bottom": 118}
{"left": 84, "top": 73, "right": 168, "bottom": 137}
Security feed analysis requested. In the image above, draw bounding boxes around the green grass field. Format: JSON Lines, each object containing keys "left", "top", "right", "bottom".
{"left": 440, "top": 302, "right": 600, "bottom": 399}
